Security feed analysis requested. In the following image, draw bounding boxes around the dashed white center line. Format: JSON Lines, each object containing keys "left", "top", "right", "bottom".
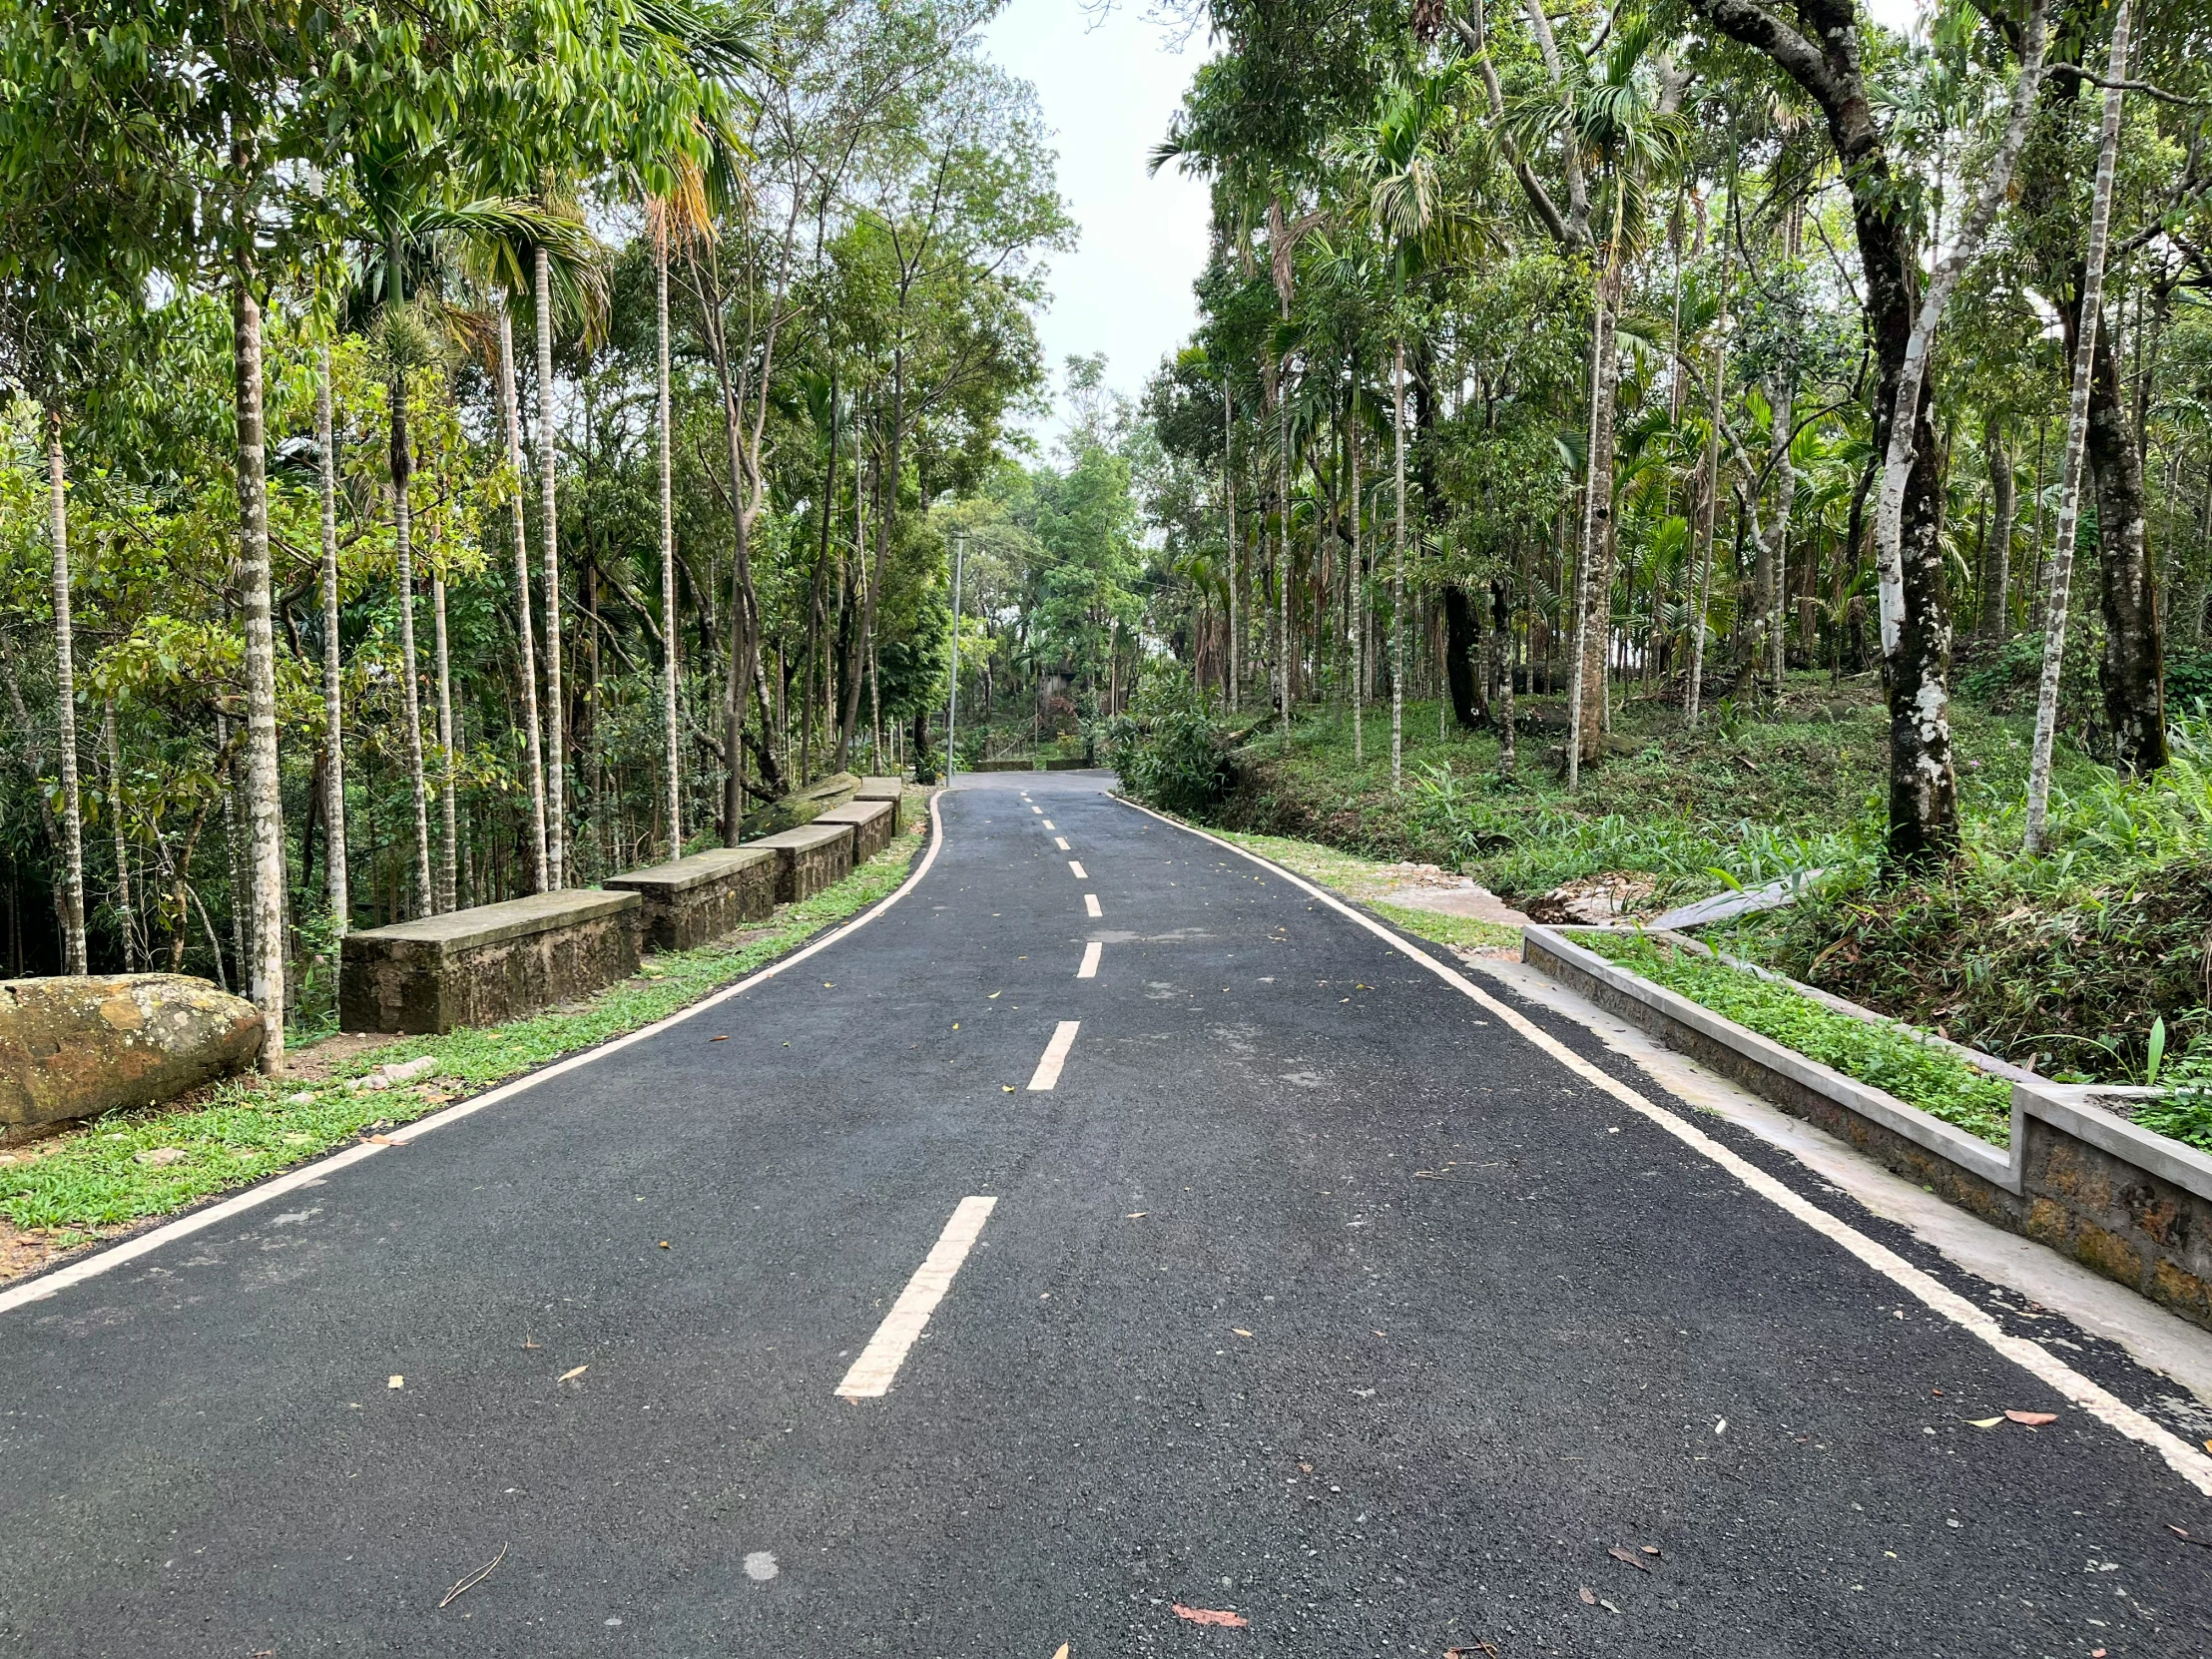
{"left": 1068, "top": 860, "right": 1087, "bottom": 878}
{"left": 1054, "top": 836, "right": 1070, "bottom": 851}
{"left": 1085, "top": 893, "right": 1102, "bottom": 918}
{"left": 1078, "top": 941, "right": 1102, "bottom": 978}
{"left": 1042, "top": 820, "right": 1055, "bottom": 830}
{"left": 1030, "top": 806, "right": 1040, "bottom": 814}
{"left": 1027, "top": 1020, "right": 1081, "bottom": 1091}
{"left": 835, "top": 1196, "right": 998, "bottom": 1399}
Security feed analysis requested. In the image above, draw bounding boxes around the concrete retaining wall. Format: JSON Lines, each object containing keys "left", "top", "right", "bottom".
{"left": 340, "top": 889, "right": 641, "bottom": 1035}
{"left": 812, "top": 799, "right": 893, "bottom": 861}
{"left": 1523, "top": 922, "right": 2212, "bottom": 1332}
{"left": 750, "top": 821, "right": 854, "bottom": 902}
{"left": 605, "top": 847, "right": 778, "bottom": 951}
{"left": 854, "top": 776, "right": 905, "bottom": 832}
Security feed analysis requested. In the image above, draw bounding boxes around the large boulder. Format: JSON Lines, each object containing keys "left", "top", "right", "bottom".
{"left": 0, "top": 974, "right": 264, "bottom": 1134}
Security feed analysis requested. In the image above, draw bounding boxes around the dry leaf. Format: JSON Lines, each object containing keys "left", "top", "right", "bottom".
{"left": 1578, "top": 1586, "right": 1596, "bottom": 1605}
{"left": 711, "top": 1035, "right": 729, "bottom": 1042}
{"left": 1607, "top": 1546, "right": 1653, "bottom": 1572}
{"left": 365, "top": 1134, "right": 400, "bottom": 1145}
{"left": 1967, "top": 1416, "right": 2004, "bottom": 1428}
{"left": 438, "top": 1541, "right": 508, "bottom": 1608}
{"left": 1051, "top": 1647, "right": 1069, "bottom": 1659}
{"left": 1640, "top": 1545, "right": 1661, "bottom": 1557}
{"left": 658, "top": 1241, "right": 671, "bottom": 1250}
{"left": 1126, "top": 1212, "right": 1146, "bottom": 1219}
{"left": 387, "top": 1375, "right": 404, "bottom": 1388}
{"left": 1232, "top": 1329, "right": 1254, "bottom": 1339}
{"left": 2168, "top": 1525, "right": 2212, "bottom": 1550}
{"left": 2004, "top": 1409, "right": 2057, "bottom": 1426}
{"left": 559, "top": 1365, "right": 589, "bottom": 1383}
{"left": 1172, "top": 1605, "right": 1248, "bottom": 1628}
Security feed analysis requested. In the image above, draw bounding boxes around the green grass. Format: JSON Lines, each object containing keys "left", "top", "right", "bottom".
{"left": 1181, "top": 825, "right": 1523, "bottom": 952}
{"left": 1579, "top": 929, "right": 2015, "bottom": 1147}
{"left": 0, "top": 823, "right": 930, "bottom": 1235}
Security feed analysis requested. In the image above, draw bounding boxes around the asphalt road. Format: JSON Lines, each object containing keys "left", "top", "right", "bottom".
{"left": 7, "top": 770, "right": 2212, "bottom": 1658}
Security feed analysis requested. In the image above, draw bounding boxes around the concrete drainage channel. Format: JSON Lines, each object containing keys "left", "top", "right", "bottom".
{"left": 1522, "top": 922, "right": 2212, "bottom": 1336}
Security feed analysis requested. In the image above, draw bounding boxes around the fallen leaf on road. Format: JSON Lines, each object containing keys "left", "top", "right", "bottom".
{"left": 1967, "top": 1416, "right": 2004, "bottom": 1428}
{"left": 1444, "top": 1642, "right": 1500, "bottom": 1658}
{"left": 1172, "top": 1606, "right": 1248, "bottom": 1628}
{"left": 366, "top": 1134, "right": 401, "bottom": 1145}
{"left": 710, "top": 1035, "right": 728, "bottom": 1042}
{"left": 1052, "top": 1646, "right": 1069, "bottom": 1659}
{"left": 988, "top": 992, "right": 1001, "bottom": 999}
{"left": 1640, "top": 1545, "right": 1661, "bottom": 1557}
{"left": 658, "top": 1241, "right": 671, "bottom": 1250}
{"left": 1578, "top": 1587, "right": 1596, "bottom": 1605}
{"left": 1232, "top": 1329, "right": 1254, "bottom": 1339}
{"left": 1608, "top": 1546, "right": 1653, "bottom": 1572}
{"left": 2168, "top": 1526, "right": 2212, "bottom": 1550}
{"left": 2004, "top": 1409, "right": 2057, "bottom": 1426}
{"left": 438, "top": 1541, "right": 508, "bottom": 1608}
{"left": 559, "top": 1366, "right": 588, "bottom": 1383}
{"left": 1126, "top": 1212, "right": 1146, "bottom": 1219}
{"left": 388, "top": 1376, "right": 404, "bottom": 1388}
{"left": 1599, "top": 1598, "right": 1621, "bottom": 1614}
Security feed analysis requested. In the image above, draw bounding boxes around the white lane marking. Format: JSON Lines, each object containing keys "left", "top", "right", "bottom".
{"left": 1027, "top": 1020, "right": 1081, "bottom": 1091}
{"left": 1030, "top": 807, "right": 1041, "bottom": 814}
{"left": 1042, "top": 820, "right": 1055, "bottom": 830}
{"left": 1068, "top": 860, "right": 1087, "bottom": 878}
{"left": 835, "top": 1196, "right": 998, "bottom": 1399}
{"left": 1054, "top": 836, "right": 1070, "bottom": 851}
{"left": 1112, "top": 795, "right": 2212, "bottom": 1499}
{"left": 1084, "top": 893, "right": 1102, "bottom": 918}
{"left": 1, "top": 797, "right": 953, "bottom": 1319}
{"left": 1078, "top": 941, "right": 1102, "bottom": 979}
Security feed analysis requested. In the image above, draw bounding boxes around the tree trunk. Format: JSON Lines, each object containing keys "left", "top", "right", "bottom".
{"left": 656, "top": 215, "right": 683, "bottom": 857}
{"left": 2027, "top": 0, "right": 2130, "bottom": 849}
{"left": 315, "top": 342, "right": 351, "bottom": 930}
{"left": 45, "top": 414, "right": 86, "bottom": 974}
{"left": 233, "top": 271, "right": 286, "bottom": 1072}
{"left": 1568, "top": 252, "right": 1623, "bottom": 785}
{"left": 1493, "top": 578, "right": 1517, "bottom": 776}
{"left": 1350, "top": 404, "right": 1363, "bottom": 766}
{"left": 2082, "top": 320, "right": 2168, "bottom": 775}
{"left": 535, "top": 245, "right": 566, "bottom": 888}
{"left": 498, "top": 305, "right": 549, "bottom": 892}
{"left": 389, "top": 353, "right": 434, "bottom": 915}
{"left": 102, "top": 701, "right": 133, "bottom": 969}
{"left": 1982, "top": 417, "right": 2014, "bottom": 643}
{"left": 1442, "top": 585, "right": 1481, "bottom": 729}
{"left": 1226, "top": 375, "right": 1239, "bottom": 715}
{"left": 1279, "top": 368, "right": 1291, "bottom": 742}
{"left": 1755, "top": 372, "right": 1794, "bottom": 688}
{"left": 432, "top": 575, "right": 458, "bottom": 913}
{"left": 1391, "top": 337, "right": 1407, "bottom": 790}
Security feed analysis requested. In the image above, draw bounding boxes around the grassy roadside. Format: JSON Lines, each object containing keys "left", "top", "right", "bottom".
{"left": 0, "top": 809, "right": 931, "bottom": 1260}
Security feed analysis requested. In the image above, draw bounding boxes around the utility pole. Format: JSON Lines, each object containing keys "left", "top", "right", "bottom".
{"left": 945, "top": 530, "right": 966, "bottom": 782}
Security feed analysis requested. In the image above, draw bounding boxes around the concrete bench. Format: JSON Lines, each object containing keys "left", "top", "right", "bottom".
{"left": 750, "top": 821, "right": 854, "bottom": 902}
{"left": 854, "top": 776, "right": 906, "bottom": 832}
{"left": 812, "top": 798, "right": 895, "bottom": 861}
{"left": 339, "top": 888, "right": 641, "bottom": 1034}
{"left": 605, "top": 846, "right": 778, "bottom": 951}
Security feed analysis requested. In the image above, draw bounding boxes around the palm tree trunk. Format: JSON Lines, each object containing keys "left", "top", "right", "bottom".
{"left": 2027, "top": 0, "right": 2130, "bottom": 850}
{"left": 103, "top": 701, "right": 133, "bottom": 970}
{"left": 656, "top": 215, "right": 682, "bottom": 857}
{"left": 315, "top": 342, "right": 350, "bottom": 932}
{"left": 1568, "top": 251, "right": 1623, "bottom": 788}
{"left": 1225, "top": 376, "right": 1239, "bottom": 715}
{"left": 535, "top": 244, "right": 566, "bottom": 888}
{"left": 432, "top": 574, "right": 457, "bottom": 913}
{"left": 1982, "top": 417, "right": 2014, "bottom": 643}
{"left": 1687, "top": 295, "right": 1728, "bottom": 727}
{"left": 45, "top": 413, "right": 87, "bottom": 974}
{"left": 232, "top": 271, "right": 287, "bottom": 1072}
{"left": 1757, "top": 373, "right": 1795, "bottom": 689}
{"left": 389, "top": 359, "right": 435, "bottom": 915}
{"left": 1493, "top": 578, "right": 1516, "bottom": 777}
{"left": 497, "top": 305, "right": 549, "bottom": 892}
{"left": 1391, "top": 336, "right": 1406, "bottom": 791}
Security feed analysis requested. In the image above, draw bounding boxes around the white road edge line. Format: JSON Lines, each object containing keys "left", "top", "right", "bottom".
{"left": 1068, "top": 860, "right": 1087, "bottom": 879}
{"left": 0, "top": 795, "right": 953, "bottom": 1320}
{"left": 1027, "top": 1020, "right": 1081, "bottom": 1091}
{"left": 837, "top": 1195, "right": 997, "bottom": 1399}
{"left": 1078, "top": 941, "right": 1102, "bottom": 979}
{"left": 1111, "top": 794, "right": 2212, "bottom": 1499}
{"left": 1084, "top": 893, "right": 1102, "bottom": 918}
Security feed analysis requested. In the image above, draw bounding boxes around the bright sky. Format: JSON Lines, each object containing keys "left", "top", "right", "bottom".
{"left": 982, "top": 0, "right": 1214, "bottom": 450}
{"left": 983, "top": 0, "right": 1929, "bottom": 451}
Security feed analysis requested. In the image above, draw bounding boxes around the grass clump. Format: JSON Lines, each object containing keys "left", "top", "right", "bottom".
{"left": 1581, "top": 929, "right": 2014, "bottom": 1147}
{"left": 0, "top": 825, "right": 928, "bottom": 1234}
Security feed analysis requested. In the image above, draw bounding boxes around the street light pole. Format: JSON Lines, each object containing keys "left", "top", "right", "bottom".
{"left": 945, "top": 529, "right": 966, "bottom": 782}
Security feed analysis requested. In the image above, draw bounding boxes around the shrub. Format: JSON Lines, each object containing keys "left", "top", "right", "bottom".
{"left": 1106, "top": 667, "right": 1231, "bottom": 815}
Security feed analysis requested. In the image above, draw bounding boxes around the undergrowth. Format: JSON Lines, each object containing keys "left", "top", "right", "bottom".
{"left": 1582, "top": 930, "right": 2014, "bottom": 1146}
{"left": 0, "top": 823, "right": 929, "bottom": 1236}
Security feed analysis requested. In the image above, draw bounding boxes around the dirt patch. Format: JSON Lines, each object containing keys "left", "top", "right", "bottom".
{"left": 1523, "top": 871, "right": 1661, "bottom": 925}
{"left": 283, "top": 1030, "right": 406, "bottom": 1083}
{"left": 1360, "top": 860, "right": 1530, "bottom": 927}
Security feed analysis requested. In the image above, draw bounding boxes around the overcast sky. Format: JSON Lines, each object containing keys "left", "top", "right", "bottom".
{"left": 983, "top": 0, "right": 1928, "bottom": 452}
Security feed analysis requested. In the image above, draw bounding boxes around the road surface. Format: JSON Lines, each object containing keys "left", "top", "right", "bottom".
{"left": 6, "top": 770, "right": 2211, "bottom": 1656}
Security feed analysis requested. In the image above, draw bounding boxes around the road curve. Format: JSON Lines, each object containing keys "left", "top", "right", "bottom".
{"left": 4, "top": 769, "right": 2209, "bottom": 1656}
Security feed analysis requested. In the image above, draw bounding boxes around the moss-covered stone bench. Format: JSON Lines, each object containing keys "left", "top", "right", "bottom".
{"left": 605, "top": 847, "right": 779, "bottom": 952}
{"left": 339, "top": 889, "right": 641, "bottom": 1035}
{"left": 812, "top": 798, "right": 895, "bottom": 860}
{"left": 854, "top": 775, "right": 906, "bottom": 832}
{"left": 750, "top": 821, "right": 854, "bottom": 902}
